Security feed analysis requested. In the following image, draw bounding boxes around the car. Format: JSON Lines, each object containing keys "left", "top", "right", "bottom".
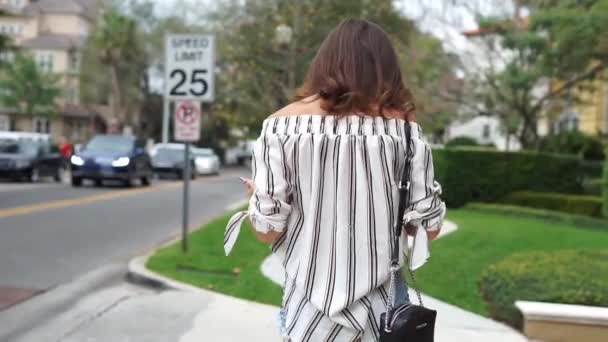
{"left": 192, "top": 147, "right": 220, "bottom": 175}
{"left": 151, "top": 143, "right": 197, "bottom": 180}
{"left": 0, "top": 131, "right": 62, "bottom": 182}
{"left": 70, "top": 135, "right": 153, "bottom": 187}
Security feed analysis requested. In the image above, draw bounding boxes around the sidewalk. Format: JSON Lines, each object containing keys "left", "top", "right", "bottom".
{"left": 128, "top": 219, "right": 529, "bottom": 341}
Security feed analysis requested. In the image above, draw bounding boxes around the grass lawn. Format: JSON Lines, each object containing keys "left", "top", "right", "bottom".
{"left": 416, "top": 208, "right": 608, "bottom": 316}
{"left": 147, "top": 211, "right": 283, "bottom": 306}
{"left": 147, "top": 207, "right": 608, "bottom": 317}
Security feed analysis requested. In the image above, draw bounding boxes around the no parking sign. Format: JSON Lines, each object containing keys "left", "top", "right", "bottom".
{"left": 174, "top": 100, "right": 201, "bottom": 142}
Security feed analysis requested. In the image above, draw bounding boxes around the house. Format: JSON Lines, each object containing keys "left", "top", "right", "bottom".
{"left": 463, "top": 15, "right": 608, "bottom": 141}
{"left": 446, "top": 115, "right": 521, "bottom": 151}
{"left": 549, "top": 75, "right": 608, "bottom": 138}
{"left": 0, "top": 0, "right": 106, "bottom": 143}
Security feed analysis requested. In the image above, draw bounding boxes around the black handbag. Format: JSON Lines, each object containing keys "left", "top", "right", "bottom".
{"left": 379, "top": 122, "right": 437, "bottom": 342}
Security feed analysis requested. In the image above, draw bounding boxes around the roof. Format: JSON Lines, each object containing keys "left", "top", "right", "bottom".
{"left": 62, "top": 103, "right": 98, "bottom": 118}
{"left": 23, "top": 0, "right": 100, "bottom": 20}
{"left": 463, "top": 16, "right": 530, "bottom": 37}
{"left": 21, "top": 33, "right": 87, "bottom": 50}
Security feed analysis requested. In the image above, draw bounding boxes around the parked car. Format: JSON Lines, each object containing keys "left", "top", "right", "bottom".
{"left": 224, "top": 139, "right": 255, "bottom": 166}
{"left": 151, "top": 143, "right": 196, "bottom": 179}
{"left": 192, "top": 147, "right": 220, "bottom": 175}
{"left": 0, "top": 131, "right": 62, "bottom": 182}
{"left": 70, "top": 135, "right": 153, "bottom": 187}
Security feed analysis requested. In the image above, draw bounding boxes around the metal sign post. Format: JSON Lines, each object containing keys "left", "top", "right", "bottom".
{"left": 165, "top": 34, "right": 215, "bottom": 253}
{"left": 182, "top": 142, "right": 191, "bottom": 252}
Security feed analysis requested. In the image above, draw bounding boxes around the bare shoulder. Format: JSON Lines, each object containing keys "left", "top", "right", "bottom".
{"left": 269, "top": 96, "right": 326, "bottom": 118}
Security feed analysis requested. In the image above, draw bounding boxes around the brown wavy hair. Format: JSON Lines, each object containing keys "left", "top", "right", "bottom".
{"left": 296, "top": 18, "right": 415, "bottom": 118}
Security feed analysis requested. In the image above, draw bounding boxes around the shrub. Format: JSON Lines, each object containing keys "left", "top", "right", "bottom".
{"left": 432, "top": 148, "right": 584, "bottom": 208}
{"left": 445, "top": 136, "right": 479, "bottom": 147}
{"left": 603, "top": 149, "right": 608, "bottom": 217}
{"left": 582, "top": 178, "right": 602, "bottom": 196}
{"left": 479, "top": 249, "right": 608, "bottom": 330}
{"left": 500, "top": 191, "right": 603, "bottom": 217}
{"left": 538, "top": 131, "right": 605, "bottom": 161}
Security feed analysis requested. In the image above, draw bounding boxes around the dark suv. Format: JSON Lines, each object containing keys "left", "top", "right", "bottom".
{"left": 0, "top": 133, "right": 62, "bottom": 182}
{"left": 70, "top": 135, "right": 153, "bottom": 187}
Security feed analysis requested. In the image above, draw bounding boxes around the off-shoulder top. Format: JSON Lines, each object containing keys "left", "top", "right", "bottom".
{"left": 224, "top": 114, "right": 446, "bottom": 341}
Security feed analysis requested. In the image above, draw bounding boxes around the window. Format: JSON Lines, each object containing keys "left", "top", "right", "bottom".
{"left": 482, "top": 124, "right": 491, "bottom": 139}
{"left": 66, "top": 87, "right": 79, "bottom": 104}
{"left": 33, "top": 117, "right": 51, "bottom": 133}
{"left": 35, "top": 51, "right": 54, "bottom": 73}
{"left": 68, "top": 51, "right": 80, "bottom": 72}
{"left": 0, "top": 114, "right": 10, "bottom": 131}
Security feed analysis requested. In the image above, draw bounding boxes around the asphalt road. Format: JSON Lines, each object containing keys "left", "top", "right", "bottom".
{"left": 0, "top": 168, "right": 249, "bottom": 291}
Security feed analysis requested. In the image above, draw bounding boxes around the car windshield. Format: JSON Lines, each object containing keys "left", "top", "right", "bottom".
{"left": 0, "top": 139, "right": 38, "bottom": 156}
{"left": 86, "top": 136, "right": 133, "bottom": 154}
{"left": 155, "top": 148, "right": 184, "bottom": 162}
{"left": 195, "top": 149, "right": 214, "bottom": 157}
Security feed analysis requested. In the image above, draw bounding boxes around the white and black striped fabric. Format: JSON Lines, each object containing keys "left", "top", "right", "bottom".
{"left": 224, "top": 115, "right": 446, "bottom": 341}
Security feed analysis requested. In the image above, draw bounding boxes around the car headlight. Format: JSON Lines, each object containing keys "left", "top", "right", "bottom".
{"left": 70, "top": 155, "right": 85, "bottom": 166}
{"left": 111, "top": 157, "right": 130, "bottom": 167}
{"left": 14, "top": 159, "right": 31, "bottom": 169}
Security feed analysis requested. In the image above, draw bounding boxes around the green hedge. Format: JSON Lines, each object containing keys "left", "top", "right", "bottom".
{"left": 500, "top": 191, "right": 603, "bottom": 217}
{"left": 433, "top": 148, "right": 584, "bottom": 207}
{"left": 465, "top": 203, "right": 608, "bottom": 230}
{"left": 445, "top": 136, "right": 479, "bottom": 147}
{"left": 479, "top": 250, "right": 608, "bottom": 329}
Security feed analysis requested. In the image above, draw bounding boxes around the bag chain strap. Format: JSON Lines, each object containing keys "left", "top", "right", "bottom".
{"left": 385, "top": 122, "right": 425, "bottom": 331}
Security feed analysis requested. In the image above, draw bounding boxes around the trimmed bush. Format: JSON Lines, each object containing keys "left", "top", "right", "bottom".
{"left": 465, "top": 203, "right": 608, "bottom": 230}
{"left": 538, "top": 131, "right": 605, "bottom": 161}
{"left": 500, "top": 191, "right": 603, "bottom": 217}
{"left": 432, "top": 148, "right": 584, "bottom": 208}
{"left": 582, "top": 178, "right": 602, "bottom": 196}
{"left": 603, "top": 149, "right": 608, "bottom": 217}
{"left": 479, "top": 249, "right": 608, "bottom": 330}
{"left": 445, "top": 136, "right": 479, "bottom": 147}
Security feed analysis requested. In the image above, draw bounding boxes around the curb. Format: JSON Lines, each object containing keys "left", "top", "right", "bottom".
{"left": 127, "top": 254, "right": 196, "bottom": 293}
{"left": 0, "top": 263, "right": 125, "bottom": 341}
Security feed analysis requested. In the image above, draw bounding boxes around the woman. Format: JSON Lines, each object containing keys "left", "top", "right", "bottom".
{"left": 224, "top": 18, "right": 446, "bottom": 341}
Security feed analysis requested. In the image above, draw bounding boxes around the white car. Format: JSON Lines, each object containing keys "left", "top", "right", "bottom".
{"left": 192, "top": 147, "right": 220, "bottom": 175}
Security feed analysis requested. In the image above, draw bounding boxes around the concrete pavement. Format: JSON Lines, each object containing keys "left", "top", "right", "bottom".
{"left": 0, "top": 262, "right": 212, "bottom": 342}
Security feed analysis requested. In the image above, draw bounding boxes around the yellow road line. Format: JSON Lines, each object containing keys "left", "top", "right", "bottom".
{"left": 0, "top": 173, "right": 240, "bottom": 219}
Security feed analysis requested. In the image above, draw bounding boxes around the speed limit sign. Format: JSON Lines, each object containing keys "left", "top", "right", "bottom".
{"left": 165, "top": 34, "right": 215, "bottom": 102}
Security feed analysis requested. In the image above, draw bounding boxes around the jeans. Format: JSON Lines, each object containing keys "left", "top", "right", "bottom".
{"left": 394, "top": 268, "right": 410, "bottom": 306}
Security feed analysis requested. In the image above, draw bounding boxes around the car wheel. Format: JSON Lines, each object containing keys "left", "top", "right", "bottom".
{"left": 95, "top": 179, "right": 103, "bottom": 187}
{"left": 29, "top": 167, "right": 40, "bottom": 183}
{"left": 190, "top": 163, "right": 197, "bottom": 180}
{"left": 71, "top": 177, "right": 82, "bottom": 187}
{"left": 124, "top": 174, "right": 135, "bottom": 187}
{"left": 141, "top": 175, "right": 150, "bottom": 186}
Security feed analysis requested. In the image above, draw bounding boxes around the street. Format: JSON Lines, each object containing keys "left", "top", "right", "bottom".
{"left": 0, "top": 167, "right": 248, "bottom": 338}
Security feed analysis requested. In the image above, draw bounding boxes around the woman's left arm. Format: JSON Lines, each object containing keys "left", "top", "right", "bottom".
{"left": 405, "top": 132, "right": 446, "bottom": 241}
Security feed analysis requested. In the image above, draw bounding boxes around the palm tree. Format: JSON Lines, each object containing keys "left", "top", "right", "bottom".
{"left": 91, "top": 8, "right": 143, "bottom": 130}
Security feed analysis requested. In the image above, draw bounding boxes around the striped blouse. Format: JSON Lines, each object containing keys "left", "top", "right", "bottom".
{"left": 224, "top": 115, "right": 446, "bottom": 341}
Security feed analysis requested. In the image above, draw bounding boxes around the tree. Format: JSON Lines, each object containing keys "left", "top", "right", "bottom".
{"left": 0, "top": 54, "right": 60, "bottom": 117}
{"left": 0, "top": 33, "right": 14, "bottom": 68}
{"left": 445, "top": 0, "right": 608, "bottom": 148}
{"left": 89, "top": 7, "right": 145, "bottom": 131}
